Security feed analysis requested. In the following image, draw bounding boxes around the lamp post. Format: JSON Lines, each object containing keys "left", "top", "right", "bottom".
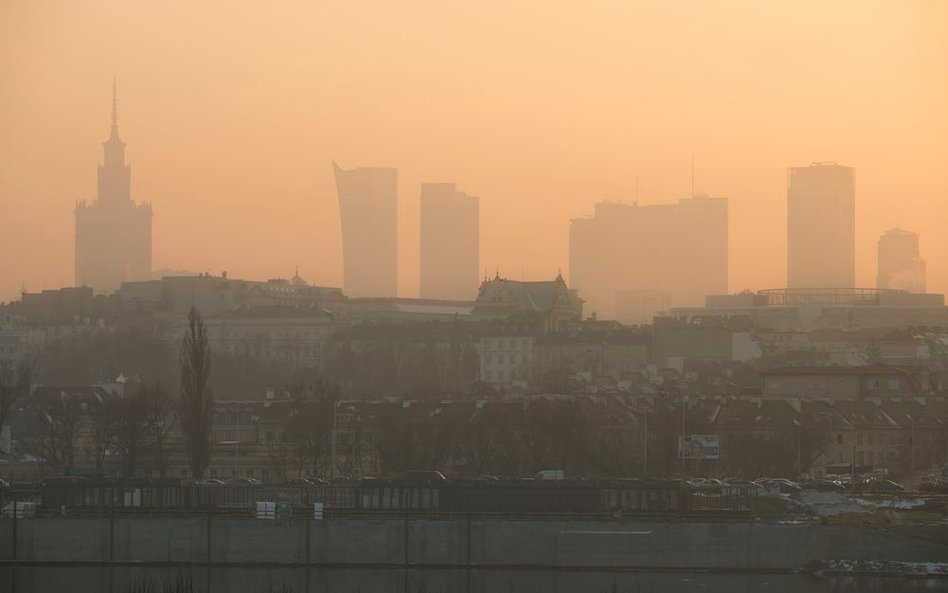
{"left": 840, "top": 439, "right": 856, "bottom": 485}
{"left": 643, "top": 408, "right": 648, "bottom": 477}
{"left": 680, "top": 395, "right": 687, "bottom": 474}
{"left": 331, "top": 401, "right": 339, "bottom": 481}
{"left": 219, "top": 440, "right": 239, "bottom": 479}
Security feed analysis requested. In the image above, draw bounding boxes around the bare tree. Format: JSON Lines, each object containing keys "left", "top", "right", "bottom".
{"left": 179, "top": 308, "right": 213, "bottom": 480}
{"left": 32, "top": 389, "right": 84, "bottom": 473}
{"left": 0, "top": 360, "right": 32, "bottom": 453}
{"left": 283, "top": 379, "right": 339, "bottom": 478}
{"left": 104, "top": 392, "right": 151, "bottom": 477}
{"left": 144, "top": 383, "right": 176, "bottom": 478}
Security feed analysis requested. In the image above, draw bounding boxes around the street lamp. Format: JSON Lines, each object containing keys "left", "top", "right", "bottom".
{"left": 219, "top": 440, "right": 239, "bottom": 479}
{"left": 838, "top": 438, "right": 856, "bottom": 485}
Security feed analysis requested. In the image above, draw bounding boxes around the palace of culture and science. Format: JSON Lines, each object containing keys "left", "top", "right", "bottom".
{"left": 74, "top": 79, "right": 152, "bottom": 294}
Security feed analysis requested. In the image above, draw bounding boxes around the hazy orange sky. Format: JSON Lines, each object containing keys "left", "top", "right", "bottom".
{"left": 2, "top": 0, "right": 946, "bottom": 303}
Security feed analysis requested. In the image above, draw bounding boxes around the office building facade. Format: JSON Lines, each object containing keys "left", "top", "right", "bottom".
{"left": 569, "top": 196, "right": 728, "bottom": 319}
{"left": 787, "top": 162, "right": 855, "bottom": 289}
{"left": 877, "top": 228, "right": 926, "bottom": 293}
{"left": 333, "top": 162, "right": 398, "bottom": 298}
{"left": 419, "top": 183, "right": 479, "bottom": 300}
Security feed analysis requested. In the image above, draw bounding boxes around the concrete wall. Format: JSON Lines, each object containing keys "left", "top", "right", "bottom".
{"left": 1, "top": 517, "right": 947, "bottom": 592}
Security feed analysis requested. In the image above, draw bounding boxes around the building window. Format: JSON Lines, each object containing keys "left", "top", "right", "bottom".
{"left": 887, "top": 379, "right": 900, "bottom": 391}
{"left": 867, "top": 379, "right": 880, "bottom": 390}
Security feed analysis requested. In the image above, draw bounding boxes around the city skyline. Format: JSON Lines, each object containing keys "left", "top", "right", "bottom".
{"left": 2, "top": 5, "right": 948, "bottom": 589}
{"left": 2, "top": 1, "right": 947, "bottom": 303}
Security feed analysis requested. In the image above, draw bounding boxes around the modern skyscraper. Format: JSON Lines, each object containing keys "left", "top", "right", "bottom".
{"left": 419, "top": 183, "right": 479, "bottom": 300}
{"left": 74, "top": 79, "right": 152, "bottom": 294}
{"left": 332, "top": 162, "right": 398, "bottom": 298}
{"left": 787, "top": 162, "right": 855, "bottom": 289}
{"left": 877, "top": 228, "right": 926, "bottom": 293}
{"left": 569, "top": 196, "right": 728, "bottom": 319}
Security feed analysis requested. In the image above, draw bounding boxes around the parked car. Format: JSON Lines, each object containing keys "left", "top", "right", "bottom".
{"left": 288, "top": 477, "right": 330, "bottom": 487}
{"left": 686, "top": 478, "right": 724, "bottom": 491}
{"left": 226, "top": 477, "right": 261, "bottom": 486}
{"left": 867, "top": 479, "right": 904, "bottom": 493}
{"left": 288, "top": 478, "right": 315, "bottom": 487}
{"left": 919, "top": 480, "right": 948, "bottom": 493}
{"left": 196, "top": 478, "right": 226, "bottom": 486}
{"left": 722, "top": 479, "right": 762, "bottom": 489}
{"left": 759, "top": 478, "right": 801, "bottom": 494}
{"left": 403, "top": 470, "right": 447, "bottom": 481}
{"left": 801, "top": 479, "right": 845, "bottom": 492}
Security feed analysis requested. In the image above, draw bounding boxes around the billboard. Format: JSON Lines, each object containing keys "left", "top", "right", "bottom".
{"left": 678, "top": 435, "right": 720, "bottom": 460}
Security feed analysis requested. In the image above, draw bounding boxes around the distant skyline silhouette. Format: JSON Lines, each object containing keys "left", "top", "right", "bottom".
{"left": 1, "top": 1, "right": 946, "bottom": 302}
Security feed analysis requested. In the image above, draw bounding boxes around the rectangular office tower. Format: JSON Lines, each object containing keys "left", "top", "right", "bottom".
{"left": 877, "top": 228, "right": 926, "bottom": 292}
{"left": 569, "top": 196, "right": 728, "bottom": 320}
{"left": 420, "top": 183, "right": 479, "bottom": 300}
{"left": 333, "top": 162, "right": 398, "bottom": 298}
{"left": 787, "top": 163, "right": 855, "bottom": 289}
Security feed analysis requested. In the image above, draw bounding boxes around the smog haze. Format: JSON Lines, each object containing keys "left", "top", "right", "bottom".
{"left": 2, "top": 0, "right": 947, "bottom": 301}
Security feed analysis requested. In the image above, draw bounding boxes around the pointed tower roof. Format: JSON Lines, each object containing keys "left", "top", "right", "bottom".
{"left": 106, "top": 75, "right": 124, "bottom": 146}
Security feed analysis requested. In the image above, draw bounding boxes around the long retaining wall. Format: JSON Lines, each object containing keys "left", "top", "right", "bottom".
{"left": 1, "top": 516, "right": 946, "bottom": 592}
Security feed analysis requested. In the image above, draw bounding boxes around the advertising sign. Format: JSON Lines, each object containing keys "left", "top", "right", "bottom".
{"left": 678, "top": 434, "right": 720, "bottom": 460}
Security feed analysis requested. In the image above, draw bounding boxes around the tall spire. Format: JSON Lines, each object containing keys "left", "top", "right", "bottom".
{"left": 99, "top": 76, "right": 129, "bottom": 202}
{"left": 111, "top": 75, "right": 118, "bottom": 129}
